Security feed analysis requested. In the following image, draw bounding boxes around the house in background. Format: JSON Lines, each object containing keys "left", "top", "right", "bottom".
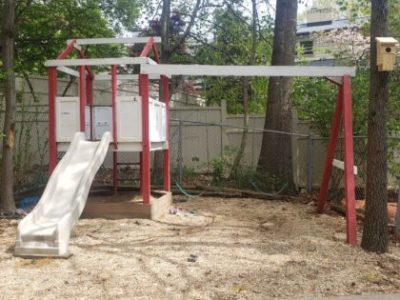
{"left": 297, "top": 7, "right": 368, "bottom": 66}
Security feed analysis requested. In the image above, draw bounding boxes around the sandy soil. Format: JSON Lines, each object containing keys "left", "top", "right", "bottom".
{"left": 1, "top": 196, "right": 400, "bottom": 300}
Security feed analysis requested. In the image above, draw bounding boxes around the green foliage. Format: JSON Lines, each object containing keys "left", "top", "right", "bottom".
{"left": 294, "top": 65, "right": 400, "bottom": 138}
{"left": 193, "top": 5, "right": 273, "bottom": 114}
{"left": 172, "top": 165, "right": 198, "bottom": 186}
{"left": 209, "top": 146, "right": 240, "bottom": 185}
{"left": 209, "top": 146, "right": 284, "bottom": 192}
{"left": 7, "top": 0, "right": 142, "bottom": 76}
{"left": 293, "top": 67, "right": 369, "bottom": 136}
{"left": 386, "top": 70, "right": 400, "bottom": 178}
{"left": 293, "top": 77, "right": 337, "bottom": 136}
{"left": 181, "top": 165, "right": 198, "bottom": 183}
{"left": 96, "top": 0, "right": 142, "bottom": 32}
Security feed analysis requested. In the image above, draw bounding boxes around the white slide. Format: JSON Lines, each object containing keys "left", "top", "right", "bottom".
{"left": 14, "top": 131, "right": 111, "bottom": 257}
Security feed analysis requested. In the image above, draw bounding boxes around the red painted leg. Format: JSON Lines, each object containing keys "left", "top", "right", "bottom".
{"left": 162, "top": 76, "right": 170, "bottom": 191}
{"left": 113, "top": 152, "right": 118, "bottom": 194}
{"left": 317, "top": 86, "right": 344, "bottom": 213}
{"left": 163, "top": 150, "right": 171, "bottom": 191}
{"left": 87, "top": 77, "right": 93, "bottom": 140}
{"left": 86, "top": 76, "right": 93, "bottom": 106}
{"left": 111, "top": 65, "right": 118, "bottom": 194}
{"left": 111, "top": 65, "right": 118, "bottom": 146}
{"left": 342, "top": 75, "right": 357, "bottom": 245}
{"left": 48, "top": 67, "right": 57, "bottom": 174}
{"left": 140, "top": 74, "right": 151, "bottom": 204}
{"left": 79, "top": 66, "right": 86, "bottom": 132}
{"left": 139, "top": 152, "right": 143, "bottom": 194}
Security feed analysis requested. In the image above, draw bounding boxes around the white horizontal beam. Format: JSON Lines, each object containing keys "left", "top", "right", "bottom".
{"left": 94, "top": 74, "right": 168, "bottom": 81}
{"left": 67, "top": 37, "right": 161, "bottom": 46}
{"left": 57, "top": 66, "right": 80, "bottom": 77}
{"left": 45, "top": 57, "right": 156, "bottom": 67}
{"left": 332, "top": 159, "right": 358, "bottom": 175}
{"left": 141, "top": 64, "right": 356, "bottom": 77}
{"left": 95, "top": 74, "right": 138, "bottom": 81}
{"left": 74, "top": 44, "right": 82, "bottom": 51}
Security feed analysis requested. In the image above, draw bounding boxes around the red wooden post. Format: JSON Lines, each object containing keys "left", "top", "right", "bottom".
{"left": 79, "top": 66, "right": 86, "bottom": 132}
{"left": 57, "top": 39, "right": 76, "bottom": 59}
{"left": 111, "top": 65, "right": 118, "bottom": 193}
{"left": 140, "top": 74, "right": 151, "bottom": 204}
{"left": 113, "top": 152, "right": 118, "bottom": 194}
{"left": 86, "top": 76, "right": 93, "bottom": 106}
{"left": 140, "top": 37, "right": 154, "bottom": 57}
{"left": 139, "top": 153, "right": 143, "bottom": 194}
{"left": 162, "top": 75, "right": 171, "bottom": 191}
{"left": 342, "top": 75, "right": 357, "bottom": 245}
{"left": 140, "top": 37, "right": 160, "bottom": 63}
{"left": 111, "top": 65, "right": 118, "bottom": 146}
{"left": 86, "top": 76, "right": 93, "bottom": 140}
{"left": 138, "top": 74, "right": 143, "bottom": 195}
{"left": 151, "top": 42, "right": 160, "bottom": 63}
{"left": 317, "top": 86, "right": 343, "bottom": 213}
{"left": 48, "top": 67, "right": 57, "bottom": 174}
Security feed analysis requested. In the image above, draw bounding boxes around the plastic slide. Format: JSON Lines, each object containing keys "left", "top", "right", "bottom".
{"left": 14, "top": 131, "right": 111, "bottom": 257}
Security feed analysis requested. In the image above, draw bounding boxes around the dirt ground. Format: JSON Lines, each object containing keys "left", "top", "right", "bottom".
{"left": 1, "top": 196, "right": 400, "bottom": 300}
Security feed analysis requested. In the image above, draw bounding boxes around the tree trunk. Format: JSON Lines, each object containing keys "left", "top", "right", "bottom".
{"left": 230, "top": 77, "right": 249, "bottom": 178}
{"left": 230, "top": 0, "right": 257, "bottom": 178}
{"left": 361, "top": 0, "right": 389, "bottom": 253}
{"left": 160, "top": 0, "right": 171, "bottom": 62}
{"left": 152, "top": 0, "right": 171, "bottom": 183}
{"left": 0, "top": 0, "right": 17, "bottom": 212}
{"left": 257, "top": 0, "right": 297, "bottom": 191}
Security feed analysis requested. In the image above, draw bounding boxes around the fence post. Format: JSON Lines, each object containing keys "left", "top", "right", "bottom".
{"left": 220, "top": 100, "right": 228, "bottom": 158}
{"left": 177, "top": 119, "right": 183, "bottom": 184}
{"left": 307, "top": 135, "right": 314, "bottom": 193}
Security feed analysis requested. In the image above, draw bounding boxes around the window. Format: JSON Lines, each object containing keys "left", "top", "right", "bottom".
{"left": 300, "top": 40, "right": 314, "bottom": 55}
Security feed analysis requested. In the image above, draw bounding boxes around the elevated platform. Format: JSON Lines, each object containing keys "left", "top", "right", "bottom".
{"left": 56, "top": 96, "right": 167, "bottom": 149}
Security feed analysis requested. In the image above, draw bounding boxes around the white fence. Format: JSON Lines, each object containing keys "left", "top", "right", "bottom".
{"left": 1, "top": 76, "right": 336, "bottom": 190}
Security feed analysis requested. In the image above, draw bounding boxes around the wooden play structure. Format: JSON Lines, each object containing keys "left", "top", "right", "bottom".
{"left": 44, "top": 36, "right": 358, "bottom": 244}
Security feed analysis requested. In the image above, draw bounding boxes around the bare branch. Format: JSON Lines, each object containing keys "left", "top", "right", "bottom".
{"left": 171, "top": 0, "right": 202, "bottom": 53}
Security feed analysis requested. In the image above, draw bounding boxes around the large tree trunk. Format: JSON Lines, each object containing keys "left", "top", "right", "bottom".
{"left": 257, "top": 0, "right": 297, "bottom": 191}
{"left": 361, "top": 0, "right": 389, "bottom": 253}
{"left": 0, "top": 0, "right": 17, "bottom": 212}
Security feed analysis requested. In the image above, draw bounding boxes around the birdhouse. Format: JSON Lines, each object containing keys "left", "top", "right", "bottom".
{"left": 376, "top": 37, "right": 398, "bottom": 71}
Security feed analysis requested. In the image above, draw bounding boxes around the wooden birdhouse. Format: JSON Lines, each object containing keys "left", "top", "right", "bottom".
{"left": 376, "top": 37, "right": 398, "bottom": 71}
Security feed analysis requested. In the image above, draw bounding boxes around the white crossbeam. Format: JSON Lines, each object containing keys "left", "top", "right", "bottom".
{"left": 67, "top": 37, "right": 161, "bottom": 46}
{"left": 141, "top": 64, "right": 356, "bottom": 77}
{"left": 95, "top": 74, "right": 137, "bottom": 81}
{"left": 73, "top": 44, "right": 82, "bottom": 51}
{"left": 45, "top": 57, "right": 157, "bottom": 67}
{"left": 332, "top": 159, "right": 358, "bottom": 175}
{"left": 57, "top": 66, "right": 80, "bottom": 77}
{"left": 95, "top": 74, "right": 169, "bottom": 80}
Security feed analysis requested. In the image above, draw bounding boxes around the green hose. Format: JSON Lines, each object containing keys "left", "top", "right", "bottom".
{"left": 250, "top": 181, "right": 288, "bottom": 197}
{"left": 175, "top": 181, "right": 206, "bottom": 198}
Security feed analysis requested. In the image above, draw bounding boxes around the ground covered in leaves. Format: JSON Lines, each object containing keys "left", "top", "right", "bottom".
{"left": 1, "top": 196, "right": 400, "bottom": 299}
